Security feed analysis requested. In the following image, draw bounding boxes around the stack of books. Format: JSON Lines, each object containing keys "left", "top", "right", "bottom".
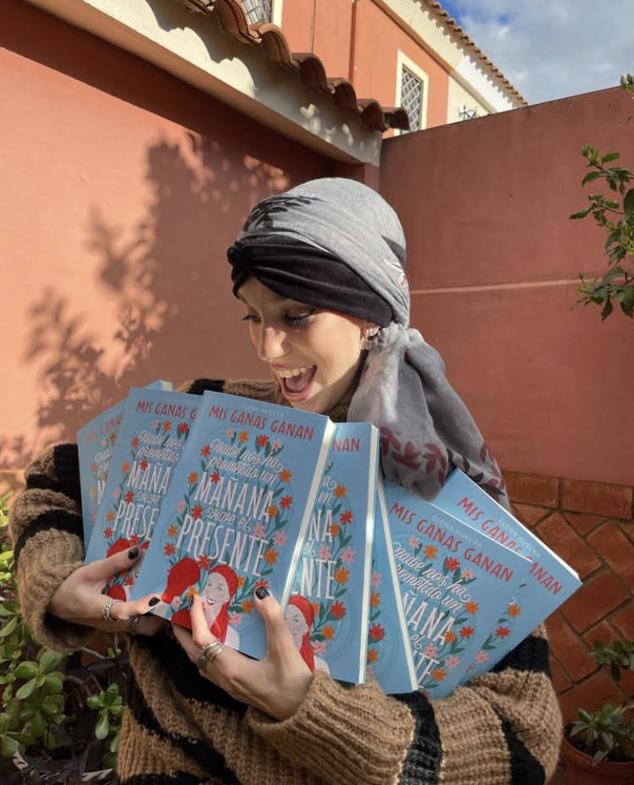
{"left": 78, "top": 384, "right": 581, "bottom": 698}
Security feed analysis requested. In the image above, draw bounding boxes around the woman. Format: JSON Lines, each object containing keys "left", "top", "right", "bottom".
{"left": 201, "top": 564, "right": 240, "bottom": 649}
{"left": 10, "top": 178, "right": 561, "bottom": 785}
{"left": 284, "top": 594, "right": 330, "bottom": 675}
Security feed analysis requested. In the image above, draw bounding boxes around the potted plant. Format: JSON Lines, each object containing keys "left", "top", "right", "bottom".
{"left": 560, "top": 638, "right": 634, "bottom": 784}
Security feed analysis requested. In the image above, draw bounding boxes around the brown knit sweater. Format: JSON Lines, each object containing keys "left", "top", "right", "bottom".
{"left": 10, "top": 378, "right": 562, "bottom": 785}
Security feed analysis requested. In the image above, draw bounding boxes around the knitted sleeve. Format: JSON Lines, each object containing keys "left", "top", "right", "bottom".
{"left": 247, "top": 625, "right": 562, "bottom": 785}
{"left": 8, "top": 444, "right": 93, "bottom": 653}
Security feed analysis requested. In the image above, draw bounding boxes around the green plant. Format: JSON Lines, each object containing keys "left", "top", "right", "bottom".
{"left": 0, "top": 493, "right": 129, "bottom": 783}
{"left": 568, "top": 638, "right": 634, "bottom": 765}
{"left": 570, "top": 74, "right": 634, "bottom": 320}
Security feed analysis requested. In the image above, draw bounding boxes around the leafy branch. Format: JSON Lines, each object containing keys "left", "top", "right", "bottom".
{"left": 570, "top": 75, "right": 634, "bottom": 320}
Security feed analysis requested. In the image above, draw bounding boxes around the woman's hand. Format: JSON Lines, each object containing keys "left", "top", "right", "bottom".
{"left": 172, "top": 590, "right": 313, "bottom": 720}
{"left": 49, "top": 546, "right": 165, "bottom": 636}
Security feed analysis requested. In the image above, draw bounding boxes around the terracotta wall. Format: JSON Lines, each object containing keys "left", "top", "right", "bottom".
{"left": 379, "top": 86, "right": 634, "bottom": 488}
{"left": 506, "top": 471, "right": 633, "bottom": 725}
{"left": 0, "top": 0, "right": 338, "bottom": 475}
{"left": 281, "top": 0, "right": 449, "bottom": 128}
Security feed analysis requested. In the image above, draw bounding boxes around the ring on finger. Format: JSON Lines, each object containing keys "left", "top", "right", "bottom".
{"left": 102, "top": 597, "right": 123, "bottom": 623}
{"left": 196, "top": 640, "right": 225, "bottom": 671}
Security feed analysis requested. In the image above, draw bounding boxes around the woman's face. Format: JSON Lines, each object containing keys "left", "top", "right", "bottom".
{"left": 285, "top": 605, "right": 309, "bottom": 637}
{"left": 203, "top": 572, "right": 230, "bottom": 607}
{"left": 238, "top": 277, "right": 369, "bottom": 414}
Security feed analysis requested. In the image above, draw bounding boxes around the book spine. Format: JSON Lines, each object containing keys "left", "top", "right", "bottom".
{"left": 357, "top": 426, "right": 378, "bottom": 683}
{"left": 377, "top": 477, "right": 418, "bottom": 691}
{"left": 280, "top": 419, "right": 337, "bottom": 607}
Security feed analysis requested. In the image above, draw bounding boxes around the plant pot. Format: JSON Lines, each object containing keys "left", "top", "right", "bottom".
{"left": 560, "top": 734, "right": 634, "bottom": 785}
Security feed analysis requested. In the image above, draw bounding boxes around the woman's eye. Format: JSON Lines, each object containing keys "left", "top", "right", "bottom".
{"left": 285, "top": 312, "right": 314, "bottom": 328}
{"left": 241, "top": 313, "right": 260, "bottom": 323}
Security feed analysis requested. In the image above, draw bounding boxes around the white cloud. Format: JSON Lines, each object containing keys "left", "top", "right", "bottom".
{"left": 440, "top": 0, "right": 634, "bottom": 104}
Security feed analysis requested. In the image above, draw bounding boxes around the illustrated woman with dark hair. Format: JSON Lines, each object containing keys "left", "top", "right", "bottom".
{"left": 11, "top": 178, "right": 562, "bottom": 785}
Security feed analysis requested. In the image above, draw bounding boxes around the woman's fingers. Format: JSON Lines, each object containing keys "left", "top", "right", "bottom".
{"left": 108, "top": 593, "right": 160, "bottom": 622}
{"left": 85, "top": 545, "right": 142, "bottom": 584}
{"left": 189, "top": 594, "right": 214, "bottom": 648}
{"left": 254, "top": 590, "right": 300, "bottom": 664}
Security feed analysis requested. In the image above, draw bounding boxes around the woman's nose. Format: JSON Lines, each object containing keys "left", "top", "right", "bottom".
{"left": 257, "top": 325, "right": 286, "bottom": 362}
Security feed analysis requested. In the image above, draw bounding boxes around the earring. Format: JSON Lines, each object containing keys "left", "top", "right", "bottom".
{"left": 360, "top": 327, "right": 379, "bottom": 351}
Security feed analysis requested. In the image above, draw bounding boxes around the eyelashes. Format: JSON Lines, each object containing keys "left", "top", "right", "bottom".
{"left": 241, "top": 310, "right": 315, "bottom": 329}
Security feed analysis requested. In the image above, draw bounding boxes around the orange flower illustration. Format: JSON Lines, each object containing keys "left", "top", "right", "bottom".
{"left": 370, "top": 592, "right": 381, "bottom": 608}
{"left": 334, "top": 484, "right": 347, "bottom": 499}
{"left": 106, "top": 511, "right": 114, "bottom": 522}
{"left": 167, "top": 525, "right": 178, "bottom": 538}
{"left": 464, "top": 601, "right": 480, "bottom": 615}
{"left": 242, "top": 599, "right": 254, "bottom": 614}
{"left": 329, "top": 524, "right": 340, "bottom": 537}
{"left": 279, "top": 468, "right": 292, "bottom": 482}
{"left": 430, "top": 668, "right": 446, "bottom": 682}
{"left": 162, "top": 420, "right": 172, "bottom": 432}
{"left": 239, "top": 430, "right": 249, "bottom": 443}
{"left": 444, "top": 630, "right": 457, "bottom": 643}
{"left": 121, "top": 462, "right": 129, "bottom": 473}
{"left": 89, "top": 486, "right": 97, "bottom": 498}
{"left": 188, "top": 471, "right": 198, "bottom": 486}
{"left": 323, "top": 625, "right": 335, "bottom": 640}
{"left": 264, "top": 549, "right": 279, "bottom": 566}
{"left": 424, "top": 545, "right": 438, "bottom": 559}
{"left": 508, "top": 603, "right": 521, "bottom": 618}
{"left": 237, "top": 575, "right": 246, "bottom": 588}
{"left": 334, "top": 567, "right": 349, "bottom": 585}
{"left": 367, "top": 648, "right": 378, "bottom": 663}
{"left": 266, "top": 505, "right": 279, "bottom": 519}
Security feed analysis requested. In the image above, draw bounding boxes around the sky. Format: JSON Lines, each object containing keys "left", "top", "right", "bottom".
{"left": 437, "top": 0, "right": 634, "bottom": 104}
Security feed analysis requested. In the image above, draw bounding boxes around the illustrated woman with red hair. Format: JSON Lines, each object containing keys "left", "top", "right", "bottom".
{"left": 201, "top": 564, "right": 240, "bottom": 649}
{"left": 284, "top": 594, "right": 330, "bottom": 675}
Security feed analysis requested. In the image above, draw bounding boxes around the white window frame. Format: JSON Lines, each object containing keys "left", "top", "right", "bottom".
{"left": 394, "top": 50, "right": 429, "bottom": 135}
{"left": 240, "top": 0, "right": 283, "bottom": 26}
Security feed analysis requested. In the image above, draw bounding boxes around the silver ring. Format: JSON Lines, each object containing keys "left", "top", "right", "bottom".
{"left": 195, "top": 640, "right": 225, "bottom": 671}
{"left": 127, "top": 615, "right": 141, "bottom": 635}
{"left": 102, "top": 597, "right": 123, "bottom": 623}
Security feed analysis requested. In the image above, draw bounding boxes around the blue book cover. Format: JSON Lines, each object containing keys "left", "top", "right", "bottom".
{"left": 84, "top": 386, "right": 198, "bottom": 600}
{"left": 132, "top": 391, "right": 336, "bottom": 660}
{"left": 77, "top": 380, "right": 172, "bottom": 542}
{"left": 287, "top": 422, "right": 378, "bottom": 683}
{"left": 381, "top": 478, "right": 532, "bottom": 698}
{"left": 367, "top": 482, "right": 418, "bottom": 694}
{"left": 433, "top": 469, "right": 582, "bottom": 679}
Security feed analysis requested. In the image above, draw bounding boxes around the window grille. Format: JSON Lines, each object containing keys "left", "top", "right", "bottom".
{"left": 458, "top": 105, "right": 479, "bottom": 121}
{"left": 400, "top": 67, "right": 424, "bottom": 132}
{"left": 241, "top": 0, "right": 272, "bottom": 26}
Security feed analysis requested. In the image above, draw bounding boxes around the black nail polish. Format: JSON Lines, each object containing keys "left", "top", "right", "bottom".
{"left": 149, "top": 597, "right": 160, "bottom": 606}
{"left": 255, "top": 587, "right": 270, "bottom": 600}
{"left": 128, "top": 546, "right": 139, "bottom": 559}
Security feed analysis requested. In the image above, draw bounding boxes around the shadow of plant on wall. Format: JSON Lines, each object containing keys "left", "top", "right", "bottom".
{"left": 1, "top": 131, "right": 291, "bottom": 472}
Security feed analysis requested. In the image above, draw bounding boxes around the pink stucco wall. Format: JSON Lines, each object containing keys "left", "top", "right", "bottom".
{"left": 0, "top": 0, "right": 337, "bottom": 470}
{"left": 379, "top": 87, "right": 634, "bottom": 486}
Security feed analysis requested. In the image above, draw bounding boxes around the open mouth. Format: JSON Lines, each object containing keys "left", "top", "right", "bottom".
{"left": 276, "top": 365, "right": 317, "bottom": 401}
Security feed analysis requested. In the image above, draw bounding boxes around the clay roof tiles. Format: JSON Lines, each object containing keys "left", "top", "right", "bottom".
{"left": 178, "top": 0, "right": 410, "bottom": 131}
{"left": 424, "top": 1, "right": 527, "bottom": 105}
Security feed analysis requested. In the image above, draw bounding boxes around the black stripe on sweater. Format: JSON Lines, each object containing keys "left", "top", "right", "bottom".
{"left": 14, "top": 508, "right": 83, "bottom": 563}
{"left": 185, "top": 379, "right": 226, "bottom": 396}
{"left": 499, "top": 717, "right": 546, "bottom": 785}
{"left": 42, "top": 443, "right": 82, "bottom": 505}
{"left": 117, "top": 774, "right": 202, "bottom": 785}
{"left": 126, "top": 674, "right": 240, "bottom": 784}
{"left": 393, "top": 691, "right": 441, "bottom": 785}
{"left": 491, "top": 635, "right": 551, "bottom": 677}
{"left": 133, "top": 632, "right": 247, "bottom": 713}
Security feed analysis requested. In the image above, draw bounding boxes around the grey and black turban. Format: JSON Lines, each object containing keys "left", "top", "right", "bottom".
{"left": 228, "top": 178, "right": 509, "bottom": 506}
